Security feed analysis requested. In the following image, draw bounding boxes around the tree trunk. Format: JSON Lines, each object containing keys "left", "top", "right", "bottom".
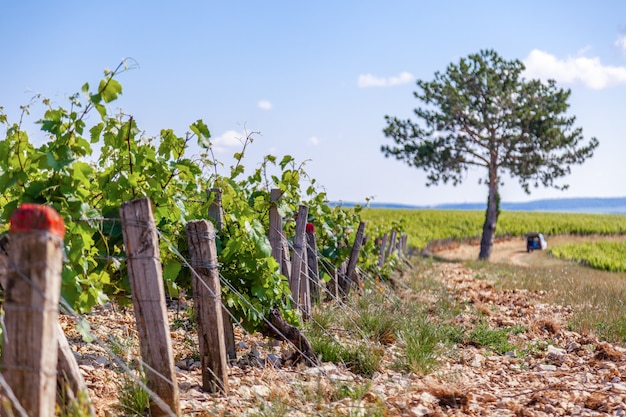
{"left": 479, "top": 168, "right": 499, "bottom": 260}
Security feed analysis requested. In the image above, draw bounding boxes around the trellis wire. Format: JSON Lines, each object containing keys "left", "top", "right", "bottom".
{"left": 1, "top": 251, "right": 179, "bottom": 416}
{"left": 0, "top": 214, "right": 407, "bottom": 415}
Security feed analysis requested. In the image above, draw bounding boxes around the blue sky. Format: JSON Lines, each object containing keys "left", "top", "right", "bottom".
{"left": 1, "top": 1, "right": 625, "bottom": 206}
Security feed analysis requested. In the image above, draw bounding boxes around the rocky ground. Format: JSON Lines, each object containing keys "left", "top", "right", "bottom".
{"left": 62, "top": 243, "right": 626, "bottom": 416}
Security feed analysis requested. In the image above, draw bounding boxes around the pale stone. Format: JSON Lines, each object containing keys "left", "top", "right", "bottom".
{"left": 420, "top": 391, "right": 438, "bottom": 404}
{"left": 250, "top": 384, "right": 270, "bottom": 397}
{"left": 410, "top": 405, "right": 432, "bottom": 416}
{"left": 612, "top": 382, "right": 626, "bottom": 393}
{"left": 470, "top": 353, "right": 484, "bottom": 367}
{"left": 546, "top": 345, "right": 566, "bottom": 356}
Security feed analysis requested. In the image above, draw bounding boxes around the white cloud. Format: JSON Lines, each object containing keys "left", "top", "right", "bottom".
{"left": 212, "top": 130, "right": 244, "bottom": 152}
{"left": 257, "top": 100, "right": 272, "bottom": 110}
{"left": 357, "top": 71, "right": 414, "bottom": 88}
{"left": 523, "top": 49, "right": 626, "bottom": 90}
{"left": 615, "top": 34, "right": 626, "bottom": 54}
{"left": 307, "top": 136, "right": 320, "bottom": 146}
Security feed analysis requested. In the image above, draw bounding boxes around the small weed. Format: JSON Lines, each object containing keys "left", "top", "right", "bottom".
{"left": 247, "top": 398, "right": 291, "bottom": 417}
{"left": 510, "top": 324, "right": 527, "bottom": 335}
{"left": 352, "top": 302, "right": 399, "bottom": 345}
{"left": 438, "top": 323, "right": 467, "bottom": 345}
{"left": 308, "top": 334, "right": 382, "bottom": 378}
{"left": 468, "top": 321, "right": 515, "bottom": 355}
{"left": 344, "top": 344, "right": 383, "bottom": 378}
{"left": 117, "top": 371, "right": 150, "bottom": 417}
{"left": 332, "top": 381, "right": 371, "bottom": 401}
{"left": 432, "top": 287, "right": 465, "bottom": 319}
{"left": 108, "top": 334, "right": 136, "bottom": 365}
{"left": 519, "top": 340, "right": 549, "bottom": 358}
{"left": 395, "top": 315, "right": 442, "bottom": 374}
{"left": 171, "top": 306, "right": 196, "bottom": 331}
{"left": 56, "top": 385, "right": 93, "bottom": 417}
{"left": 309, "top": 334, "right": 344, "bottom": 364}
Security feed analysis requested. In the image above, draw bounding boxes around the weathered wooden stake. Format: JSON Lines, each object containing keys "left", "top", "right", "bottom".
{"left": 186, "top": 220, "right": 229, "bottom": 394}
{"left": 400, "top": 234, "right": 408, "bottom": 254}
{"left": 328, "top": 268, "right": 339, "bottom": 300}
{"left": 290, "top": 206, "right": 310, "bottom": 319}
{"left": 120, "top": 198, "right": 180, "bottom": 417}
{"left": 2, "top": 204, "right": 64, "bottom": 417}
{"left": 57, "top": 323, "right": 96, "bottom": 416}
{"left": 281, "top": 236, "right": 293, "bottom": 278}
{"left": 386, "top": 230, "right": 398, "bottom": 259}
{"left": 378, "top": 234, "right": 388, "bottom": 267}
{"left": 337, "top": 260, "right": 350, "bottom": 297}
{"left": 306, "top": 229, "right": 320, "bottom": 302}
{"left": 0, "top": 234, "right": 95, "bottom": 416}
{"left": 345, "top": 221, "right": 366, "bottom": 292}
{"left": 269, "top": 189, "right": 284, "bottom": 269}
{"left": 207, "top": 187, "right": 225, "bottom": 231}
{"left": 206, "top": 187, "right": 236, "bottom": 361}
{"left": 269, "top": 189, "right": 292, "bottom": 277}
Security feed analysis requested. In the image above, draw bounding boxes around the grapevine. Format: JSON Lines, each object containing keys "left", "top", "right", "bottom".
{"left": 0, "top": 61, "right": 389, "bottom": 335}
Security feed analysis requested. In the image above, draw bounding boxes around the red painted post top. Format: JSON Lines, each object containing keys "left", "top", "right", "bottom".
{"left": 294, "top": 213, "right": 315, "bottom": 233}
{"left": 9, "top": 204, "right": 65, "bottom": 239}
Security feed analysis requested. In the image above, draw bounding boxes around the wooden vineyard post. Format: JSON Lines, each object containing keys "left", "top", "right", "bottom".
{"left": 120, "top": 198, "right": 181, "bottom": 417}
{"left": 378, "top": 234, "right": 388, "bottom": 267}
{"left": 269, "top": 189, "right": 292, "bottom": 277}
{"left": 305, "top": 227, "right": 320, "bottom": 302}
{"left": 0, "top": 233, "right": 95, "bottom": 416}
{"left": 386, "top": 229, "right": 398, "bottom": 259}
{"left": 207, "top": 187, "right": 225, "bottom": 231}
{"left": 186, "top": 220, "right": 229, "bottom": 394}
{"left": 328, "top": 267, "right": 339, "bottom": 300}
{"left": 400, "top": 234, "right": 408, "bottom": 254}
{"left": 206, "top": 188, "right": 236, "bottom": 361}
{"left": 56, "top": 323, "right": 97, "bottom": 416}
{"left": 269, "top": 189, "right": 284, "bottom": 271}
{"left": 290, "top": 205, "right": 310, "bottom": 319}
{"left": 1, "top": 204, "right": 65, "bottom": 417}
{"left": 337, "top": 260, "right": 350, "bottom": 297}
{"left": 345, "top": 221, "right": 366, "bottom": 293}
{"left": 281, "top": 237, "right": 292, "bottom": 278}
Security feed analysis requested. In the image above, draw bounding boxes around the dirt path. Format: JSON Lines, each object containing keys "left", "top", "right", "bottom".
{"left": 434, "top": 234, "right": 623, "bottom": 267}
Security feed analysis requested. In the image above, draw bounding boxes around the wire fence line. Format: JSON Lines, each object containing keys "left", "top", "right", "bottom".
{"left": 0, "top": 210, "right": 408, "bottom": 415}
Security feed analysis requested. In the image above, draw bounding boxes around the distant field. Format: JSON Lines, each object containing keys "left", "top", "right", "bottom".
{"left": 359, "top": 208, "right": 626, "bottom": 249}
{"left": 549, "top": 241, "right": 626, "bottom": 272}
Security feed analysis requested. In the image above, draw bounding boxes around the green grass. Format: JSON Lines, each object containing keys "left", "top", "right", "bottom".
{"left": 56, "top": 386, "right": 93, "bottom": 417}
{"left": 395, "top": 315, "right": 443, "bottom": 374}
{"left": 117, "top": 372, "right": 150, "bottom": 417}
{"left": 308, "top": 272, "right": 471, "bottom": 377}
{"left": 468, "top": 320, "right": 516, "bottom": 355}
{"left": 307, "top": 332, "right": 384, "bottom": 378}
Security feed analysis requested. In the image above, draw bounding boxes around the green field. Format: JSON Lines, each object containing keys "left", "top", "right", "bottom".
{"left": 359, "top": 208, "right": 626, "bottom": 250}
{"left": 549, "top": 241, "right": 626, "bottom": 272}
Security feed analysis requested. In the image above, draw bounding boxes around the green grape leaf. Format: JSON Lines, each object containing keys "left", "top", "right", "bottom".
{"left": 77, "top": 318, "right": 95, "bottom": 343}
{"left": 163, "top": 260, "right": 182, "bottom": 282}
{"left": 99, "top": 79, "right": 122, "bottom": 103}
{"left": 191, "top": 120, "right": 211, "bottom": 149}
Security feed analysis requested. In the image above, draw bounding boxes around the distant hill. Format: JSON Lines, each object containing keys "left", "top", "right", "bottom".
{"left": 335, "top": 197, "right": 626, "bottom": 215}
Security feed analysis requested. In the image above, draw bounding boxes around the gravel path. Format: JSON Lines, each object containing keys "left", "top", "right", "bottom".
{"left": 64, "top": 244, "right": 626, "bottom": 416}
